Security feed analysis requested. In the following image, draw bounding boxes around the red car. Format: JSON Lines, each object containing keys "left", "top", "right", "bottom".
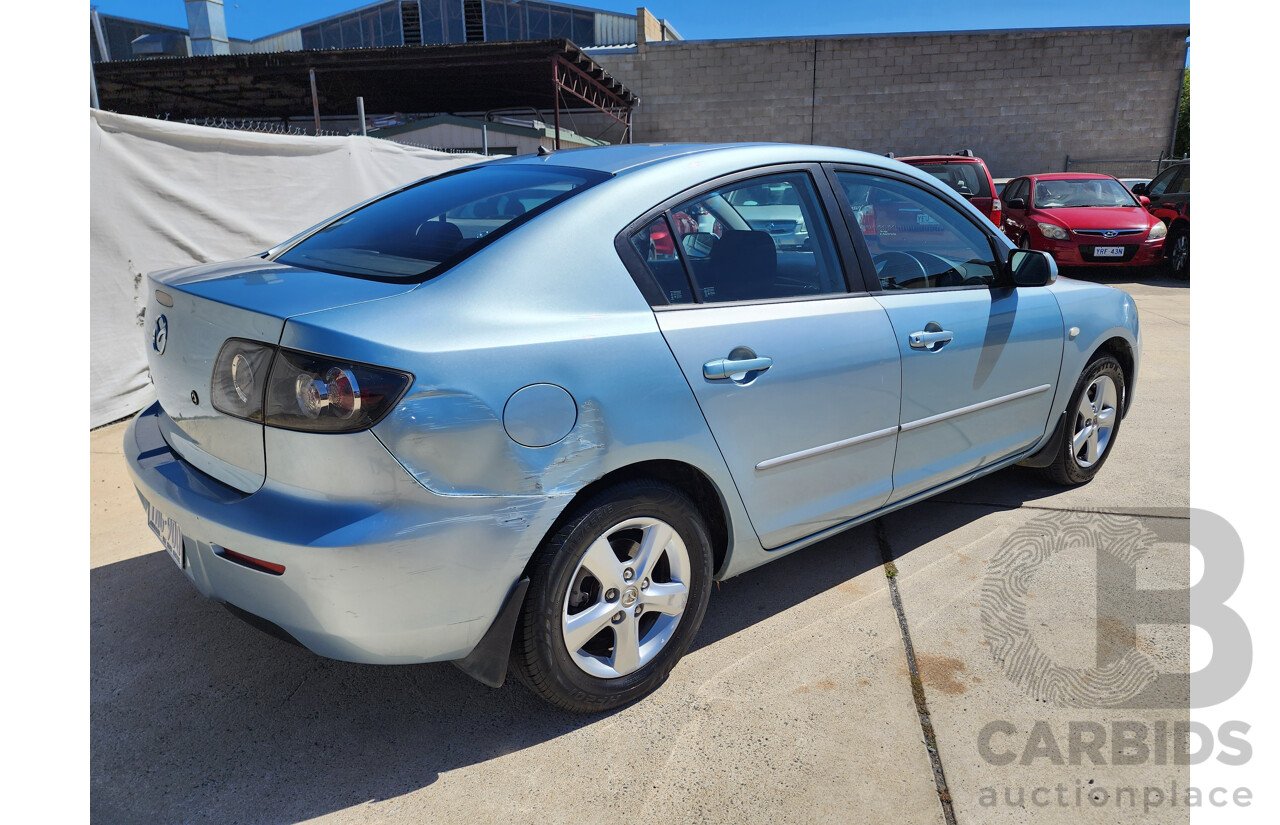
{"left": 896, "top": 151, "right": 1001, "bottom": 224}
{"left": 1132, "top": 161, "right": 1189, "bottom": 277}
{"left": 999, "top": 173, "right": 1166, "bottom": 268}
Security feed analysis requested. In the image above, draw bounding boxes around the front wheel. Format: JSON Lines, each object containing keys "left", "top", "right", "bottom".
{"left": 1043, "top": 355, "right": 1126, "bottom": 486}
{"left": 511, "top": 479, "right": 713, "bottom": 712}
{"left": 1166, "top": 227, "right": 1189, "bottom": 278}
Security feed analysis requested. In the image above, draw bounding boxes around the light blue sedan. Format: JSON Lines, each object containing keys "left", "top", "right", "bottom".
{"left": 125, "top": 143, "right": 1139, "bottom": 712}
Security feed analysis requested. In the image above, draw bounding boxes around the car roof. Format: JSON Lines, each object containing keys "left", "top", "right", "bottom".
{"left": 896, "top": 155, "right": 986, "bottom": 164}
{"left": 493, "top": 142, "right": 919, "bottom": 177}
{"left": 1024, "top": 172, "right": 1118, "bottom": 181}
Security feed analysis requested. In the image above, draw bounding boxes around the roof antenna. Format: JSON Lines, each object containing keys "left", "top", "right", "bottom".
{"left": 538, "top": 145, "right": 553, "bottom": 156}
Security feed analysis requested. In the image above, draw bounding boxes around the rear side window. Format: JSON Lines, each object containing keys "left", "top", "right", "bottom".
{"left": 630, "top": 217, "right": 694, "bottom": 305}
{"left": 277, "top": 165, "right": 608, "bottom": 281}
{"left": 630, "top": 172, "right": 845, "bottom": 305}
{"left": 909, "top": 162, "right": 992, "bottom": 198}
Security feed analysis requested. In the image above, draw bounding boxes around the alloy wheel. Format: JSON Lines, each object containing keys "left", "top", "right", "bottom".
{"left": 1171, "top": 233, "right": 1189, "bottom": 275}
{"left": 561, "top": 517, "right": 691, "bottom": 679}
{"left": 1071, "top": 375, "right": 1119, "bottom": 468}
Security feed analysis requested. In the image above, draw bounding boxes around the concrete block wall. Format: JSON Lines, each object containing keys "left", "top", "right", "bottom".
{"left": 593, "top": 25, "right": 1188, "bottom": 177}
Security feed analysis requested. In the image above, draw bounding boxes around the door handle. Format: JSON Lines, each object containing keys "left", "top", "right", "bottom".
{"left": 908, "top": 329, "right": 954, "bottom": 349}
{"left": 703, "top": 356, "right": 773, "bottom": 379}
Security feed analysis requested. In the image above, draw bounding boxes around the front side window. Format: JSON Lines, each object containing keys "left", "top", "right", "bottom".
{"left": 1169, "top": 166, "right": 1190, "bottom": 194}
{"left": 654, "top": 173, "right": 846, "bottom": 304}
{"left": 1146, "top": 166, "right": 1178, "bottom": 197}
{"left": 837, "top": 172, "right": 1000, "bottom": 292}
{"left": 277, "top": 165, "right": 608, "bottom": 281}
{"left": 1033, "top": 178, "right": 1137, "bottom": 208}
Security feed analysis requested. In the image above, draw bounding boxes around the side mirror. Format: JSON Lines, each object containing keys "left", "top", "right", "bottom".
{"left": 1138, "top": 195, "right": 1151, "bottom": 206}
{"left": 1130, "top": 182, "right": 1148, "bottom": 196}
{"left": 1007, "top": 248, "right": 1057, "bottom": 287}
{"left": 1006, "top": 197, "right": 1026, "bottom": 210}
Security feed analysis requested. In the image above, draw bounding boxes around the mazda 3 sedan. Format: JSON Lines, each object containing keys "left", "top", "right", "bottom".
{"left": 126, "top": 143, "right": 1140, "bottom": 712}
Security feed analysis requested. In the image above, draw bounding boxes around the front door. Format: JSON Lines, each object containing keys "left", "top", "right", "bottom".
{"left": 831, "top": 169, "right": 1064, "bottom": 501}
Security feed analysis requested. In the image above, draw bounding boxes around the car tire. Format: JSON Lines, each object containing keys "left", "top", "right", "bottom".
{"left": 510, "top": 479, "right": 713, "bottom": 712}
{"left": 1166, "top": 226, "right": 1189, "bottom": 278}
{"left": 1042, "top": 354, "right": 1126, "bottom": 486}
{"left": 1018, "top": 234, "right": 1032, "bottom": 250}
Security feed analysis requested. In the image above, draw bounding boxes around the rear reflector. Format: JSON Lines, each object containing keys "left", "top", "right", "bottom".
{"left": 217, "top": 547, "right": 286, "bottom": 575}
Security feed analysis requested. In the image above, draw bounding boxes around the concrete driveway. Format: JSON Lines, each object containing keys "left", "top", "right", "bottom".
{"left": 91, "top": 274, "right": 1189, "bottom": 824}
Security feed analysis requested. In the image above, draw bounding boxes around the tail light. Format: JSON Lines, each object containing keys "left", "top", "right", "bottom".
{"left": 991, "top": 198, "right": 1002, "bottom": 212}
{"left": 211, "top": 339, "right": 273, "bottom": 422}
{"left": 211, "top": 339, "right": 412, "bottom": 433}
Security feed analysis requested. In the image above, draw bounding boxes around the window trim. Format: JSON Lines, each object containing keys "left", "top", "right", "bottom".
{"left": 822, "top": 163, "right": 1011, "bottom": 296}
{"left": 613, "top": 163, "right": 870, "bottom": 310}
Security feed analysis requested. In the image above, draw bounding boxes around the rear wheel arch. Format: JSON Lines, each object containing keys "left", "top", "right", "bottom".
{"left": 532, "top": 460, "right": 732, "bottom": 580}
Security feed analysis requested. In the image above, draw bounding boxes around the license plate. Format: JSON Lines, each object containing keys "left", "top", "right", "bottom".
{"left": 1093, "top": 246, "right": 1125, "bottom": 257}
{"left": 142, "top": 495, "right": 184, "bottom": 569}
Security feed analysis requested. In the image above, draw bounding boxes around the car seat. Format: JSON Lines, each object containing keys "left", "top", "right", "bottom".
{"left": 704, "top": 230, "right": 777, "bottom": 302}
{"left": 413, "top": 220, "right": 465, "bottom": 262}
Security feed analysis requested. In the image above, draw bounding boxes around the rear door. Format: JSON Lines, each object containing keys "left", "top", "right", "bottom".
{"left": 621, "top": 166, "right": 901, "bottom": 549}
{"left": 828, "top": 167, "right": 1064, "bottom": 502}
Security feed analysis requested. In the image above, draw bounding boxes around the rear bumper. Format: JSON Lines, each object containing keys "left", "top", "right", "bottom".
{"left": 124, "top": 402, "right": 566, "bottom": 664}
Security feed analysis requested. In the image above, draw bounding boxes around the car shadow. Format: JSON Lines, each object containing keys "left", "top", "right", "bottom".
{"left": 89, "top": 465, "right": 1085, "bottom": 823}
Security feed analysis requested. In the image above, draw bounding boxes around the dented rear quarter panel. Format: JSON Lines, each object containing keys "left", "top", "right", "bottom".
{"left": 278, "top": 173, "right": 765, "bottom": 583}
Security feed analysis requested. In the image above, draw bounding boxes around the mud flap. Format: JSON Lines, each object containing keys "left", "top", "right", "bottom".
{"left": 451, "top": 577, "right": 530, "bottom": 688}
{"left": 1017, "top": 411, "right": 1066, "bottom": 469}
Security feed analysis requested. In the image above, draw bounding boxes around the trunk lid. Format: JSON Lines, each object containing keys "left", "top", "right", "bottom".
{"left": 144, "top": 257, "right": 416, "bottom": 492}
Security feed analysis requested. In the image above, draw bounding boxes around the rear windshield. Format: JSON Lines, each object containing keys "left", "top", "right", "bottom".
{"left": 910, "top": 162, "right": 992, "bottom": 199}
{"left": 277, "top": 165, "right": 609, "bottom": 280}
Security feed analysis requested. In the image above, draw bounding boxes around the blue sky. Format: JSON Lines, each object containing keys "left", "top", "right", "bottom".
{"left": 93, "top": 0, "right": 1189, "bottom": 41}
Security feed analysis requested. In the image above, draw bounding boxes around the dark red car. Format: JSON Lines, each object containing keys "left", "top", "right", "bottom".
{"left": 896, "top": 151, "right": 1001, "bottom": 224}
{"left": 999, "top": 173, "right": 1166, "bottom": 268}
{"left": 1132, "top": 161, "right": 1189, "bottom": 277}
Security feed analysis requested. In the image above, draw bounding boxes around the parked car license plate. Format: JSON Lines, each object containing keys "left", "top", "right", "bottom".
{"left": 1093, "top": 246, "right": 1125, "bottom": 257}
{"left": 142, "top": 494, "right": 184, "bottom": 568}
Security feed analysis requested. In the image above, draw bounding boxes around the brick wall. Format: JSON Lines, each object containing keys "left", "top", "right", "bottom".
{"left": 594, "top": 26, "right": 1189, "bottom": 178}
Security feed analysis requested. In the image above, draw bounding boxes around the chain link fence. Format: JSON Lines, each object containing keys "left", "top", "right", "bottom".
{"left": 1063, "top": 152, "right": 1189, "bottom": 181}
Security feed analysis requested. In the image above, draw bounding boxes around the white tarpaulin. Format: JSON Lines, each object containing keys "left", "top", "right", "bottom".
{"left": 90, "top": 109, "right": 487, "bottom": 429}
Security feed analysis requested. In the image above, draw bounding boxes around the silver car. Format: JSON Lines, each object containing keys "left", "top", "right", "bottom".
{"left": 125, "top": 143, "right": 1140, "bottom": 712}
